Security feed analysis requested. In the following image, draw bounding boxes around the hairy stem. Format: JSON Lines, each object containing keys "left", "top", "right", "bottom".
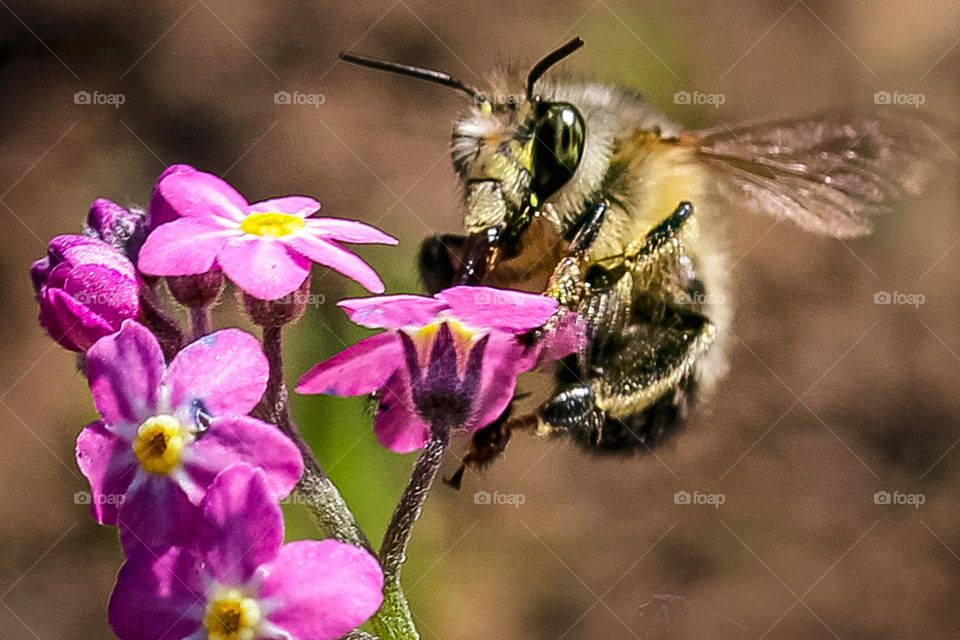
{"left": 370, "top": 430, "right": 449, "bottom": 639}
{"left": 260, "top": 325, "right": 371, "bottom": 549}
{"left": 189, "top": 306, "right": 211, "bottom": 340}
{"left": 379, "top": 431, "right": 449, "bottom": 578}
{"left": 138, "top": 284, "right": 184, "bottom": 360}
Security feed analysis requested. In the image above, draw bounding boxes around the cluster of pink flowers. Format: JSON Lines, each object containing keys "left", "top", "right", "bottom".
{"left": 31, "top": 165, "right": 583, "bottom": 639}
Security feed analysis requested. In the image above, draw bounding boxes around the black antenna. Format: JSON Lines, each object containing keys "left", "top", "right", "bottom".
{"left": 526, "top": 37, "right": 585, "bottom": 99}
{"left": 338, "top": 52, "right": 481, "bottom": 100}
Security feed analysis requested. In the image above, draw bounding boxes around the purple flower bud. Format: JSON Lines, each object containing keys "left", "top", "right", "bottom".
{"left": 85, "top": 198, "right": 147, "bottom": 261}
{"left": 33, "top": 234, "right": 141, "bottom": 352}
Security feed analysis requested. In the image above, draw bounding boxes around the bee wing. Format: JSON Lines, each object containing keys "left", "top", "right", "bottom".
{"left": 692, "top": 110, "right": 952, "bottom": 237}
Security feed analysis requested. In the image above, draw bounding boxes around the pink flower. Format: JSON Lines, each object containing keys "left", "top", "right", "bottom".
{"left": 108, "top": 464, "right": 384, "bottom": 640}
{"left": 138, "top": 165, "right": 397, "bottom": 300}
{"left": 75, "top": 321, "right": 303, "bottom": 551}
{"left": 296, "top": 286, "right": 583, "bottom": 454}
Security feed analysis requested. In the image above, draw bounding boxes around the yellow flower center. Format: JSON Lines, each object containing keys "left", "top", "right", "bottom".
{"left": 239, "top": 212, "right": 305, "bottom": 238}
{"left": 203, "top": 589, "right": 262, "bottom": 640}
{"left": 408, "top": 316, "right": 478, "bottom": 364}
{"left": 132, "top": 415, "right": 187, "bottom": 475}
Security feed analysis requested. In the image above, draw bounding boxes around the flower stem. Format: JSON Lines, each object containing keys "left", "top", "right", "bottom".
{"left": 370, "top": 430, "right": 449, "bottom": 639}
{"left": 379, "top": 431, "right": 449, "bottom": 577}
{"left": 189, "top": 306, "right": 211, "bottom": 340}
{"left": 138, "top": 284, "right": 184, "bottom": 360}
{"left": 260, "top": 324, "right": 371, "bottom": 549}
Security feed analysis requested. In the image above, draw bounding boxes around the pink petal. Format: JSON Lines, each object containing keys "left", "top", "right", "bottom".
{"left": 288, "top": 234, "right": 384, "bottom": 293}
{"left": 148, "top": 164, "right": 197, "bottom": 229}
{"left": 338, "top": 295, "right": 446, "bottom": 330}
{"left": 261, "top": 539, "right": 384, "bottom": 640}
{"left": 468, "top": 333, "right": 526, "bottom": 431}
{"left": 165, "top": 329, "right": 268, "bottom": 417}
{"left": 305, "top": 218, "right": 399, "bottom": 244}
{"left": 296, "top": 332, "right": 402, "bottom": 396}
{"left": 438, "top": 286, "right": 559, "bottom": 332}
{"left": 108, "top": 546, "right": 205, "bottom": 640}
{"left": 86, "top": 321, "right": 164, "bottom": 426}
{"left": 532, "top": 310, "right": 586, "bottom": 368}
{"left": 217, "top": 235, "right": 310, "bottom": 300}
{"left": 248, "top": 196, "right": 320, "bottom": 218}
{"left": 198, "top": 465, "right": 283, "bottom": 585}
{"left": 75, "top": 421, "right": 138, "bottom": 524}
{"left": 374, "top": 372, "right": 431, "bottom": 454}
{"left": 179, "top": 415, "right": 303, "bottom": 504}
{"left": 138, "top": 217, "right": 235, "bottom": 276}
{"left": 63, "top": 263, "right": 140, "bottom": 325}
{"left": 38, "top": 286, "right": 114, "bottom": 352}
{"left": 117, "top": 475, "right": 200, "bottom": 553}
{"left": 156, "top": 166, "right": 248, "bottom": 222}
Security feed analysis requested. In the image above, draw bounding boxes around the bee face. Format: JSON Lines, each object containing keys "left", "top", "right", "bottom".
{"left": 451, "top": 96, "right": 587, "bottom": 241}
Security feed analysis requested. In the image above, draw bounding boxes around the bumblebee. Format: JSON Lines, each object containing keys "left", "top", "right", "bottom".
{"left": 341, "top": 38, "right": 945, "bottom": 476}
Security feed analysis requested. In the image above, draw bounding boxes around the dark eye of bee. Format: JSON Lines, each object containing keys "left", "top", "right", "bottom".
{"left": 530, "top": 102, "right": 586, "bottom": 203}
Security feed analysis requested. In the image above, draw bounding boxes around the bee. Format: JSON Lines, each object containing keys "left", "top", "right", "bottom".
{"left": 340, "top": 38, "right": 947, "bottom": 479}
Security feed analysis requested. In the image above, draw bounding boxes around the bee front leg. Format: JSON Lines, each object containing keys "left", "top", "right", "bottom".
{"left": 546, "top": 200, "right": 608, "bottom": 307}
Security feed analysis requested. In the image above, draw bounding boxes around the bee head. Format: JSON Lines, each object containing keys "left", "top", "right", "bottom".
{"left": 339, "top": 38, "right": 586, "bottom": 283}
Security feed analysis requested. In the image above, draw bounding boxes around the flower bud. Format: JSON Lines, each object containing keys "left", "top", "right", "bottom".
{"left": 33, "top": 235, "right": 141, "bottom": 351}
{"left": 167, "top": 269, "right": 225, "bottom": 309}
{"left": 240, "top": 277, "right": 311, "bottom": 328}
{"left": 85, "top": 198, "right": 147, "bottom": 261}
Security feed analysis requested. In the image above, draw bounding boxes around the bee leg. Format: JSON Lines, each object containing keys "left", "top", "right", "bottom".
{"left": 566, "top": 200, "right": 608, "bottom": 254}
{"left": 539, "top": 310, "right": 715, "bottom": 452}
{"left": 418, "top": 233, "right": 467, "bottom": 295}
{"left": 546, "top": 200, "right": 609, "bottom": 307}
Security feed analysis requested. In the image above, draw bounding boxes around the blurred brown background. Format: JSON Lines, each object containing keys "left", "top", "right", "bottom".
{"left": 2, "top": 1, "right": 960, "bottom": 638}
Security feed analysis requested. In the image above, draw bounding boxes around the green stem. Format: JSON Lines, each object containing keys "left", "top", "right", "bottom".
{"left": 370, "top": 431, "right": 449, "bottom": 638}
{"left": 261, "top": 322, "right": 427, "bottom": 639}
{"left": 370, "top": 580, "right": 419, "bottom": 640}
{"left": 260, "top": 324, "right": 371, "bottom": 549}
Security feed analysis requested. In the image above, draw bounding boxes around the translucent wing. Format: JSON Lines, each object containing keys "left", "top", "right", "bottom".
{"left": 693, "top": 110, "right": 952, "bottom": 237}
